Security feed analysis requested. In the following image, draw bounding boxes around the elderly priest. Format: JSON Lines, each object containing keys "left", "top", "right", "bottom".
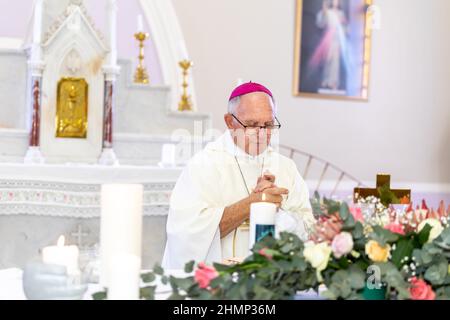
{"left": 162, "top": 82, "right": 316, "bottom": 268}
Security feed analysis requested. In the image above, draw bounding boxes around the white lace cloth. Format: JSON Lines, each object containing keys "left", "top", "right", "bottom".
{"left": 0, "top": 163, "right": 182, "bottom": 218}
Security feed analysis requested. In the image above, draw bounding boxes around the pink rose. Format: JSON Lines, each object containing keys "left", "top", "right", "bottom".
{"left": 194, "top": 262, "right": 219, "bottom": 289}
{"left": 258, "top": 248, "right": 273, "bottom": 260}
{"left": 409, "top": 277, "right": 436, "bottom": 300}
{"left": 384, "top": 222, "right": 405, "bottom": 235}
{"left": 331, "top": 232, "right": 354, "bottom": 259}
{"left": 349, "top": 207, "right": 364, "bottom": 223}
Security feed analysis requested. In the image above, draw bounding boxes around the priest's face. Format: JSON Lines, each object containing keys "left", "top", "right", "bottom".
{"left": 225, "top": 92, "right": 275, "bottom": 156}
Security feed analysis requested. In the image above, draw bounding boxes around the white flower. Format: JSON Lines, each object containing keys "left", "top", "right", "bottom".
{"left": 418, "top": 218, "right": 444, "bottom": 243}
{"left": 303, "top": 241, "right": 332, "bottom": 281}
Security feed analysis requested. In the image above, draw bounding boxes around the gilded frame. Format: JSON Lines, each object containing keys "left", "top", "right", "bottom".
{"left": 55, "top": 77, "right": 88, "bottom": 139}
{"left": 293, "top": 0, "right": 373, "bottom": 101}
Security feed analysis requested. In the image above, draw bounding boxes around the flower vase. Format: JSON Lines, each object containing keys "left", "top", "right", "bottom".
{"left": 362, "top": 284, "right": 387, "bottom": 300}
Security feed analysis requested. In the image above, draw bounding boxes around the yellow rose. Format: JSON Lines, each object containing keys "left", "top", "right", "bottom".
{"left": 303, "top": 241, "right": 332, "bottom": 280}
{"left": 418, "top": 219, "right": 444, "bottom": 243}
{"left": 365, "top": 240, "right": 391, "bottom": 263}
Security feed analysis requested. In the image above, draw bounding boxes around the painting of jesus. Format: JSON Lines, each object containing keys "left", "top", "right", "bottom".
{"left": 293, "top": 0, "right": 373, "bottom": 100}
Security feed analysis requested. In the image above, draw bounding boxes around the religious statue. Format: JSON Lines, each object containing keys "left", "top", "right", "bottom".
{"left": 56, "top": 78, "right": 88, "bottom": 138}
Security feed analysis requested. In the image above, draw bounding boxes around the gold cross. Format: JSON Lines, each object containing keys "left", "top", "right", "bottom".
{"left": 354, "top": 174, "right": 411, "bottom": 204}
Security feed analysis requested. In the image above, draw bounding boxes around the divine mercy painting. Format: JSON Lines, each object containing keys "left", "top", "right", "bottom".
{"left": 293, "top": 0, "right": 373, "bottom": 100}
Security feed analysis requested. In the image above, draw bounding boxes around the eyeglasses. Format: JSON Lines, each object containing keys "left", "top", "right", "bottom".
{"left": 231, "top": 114, "right": 281, "bottom": 134}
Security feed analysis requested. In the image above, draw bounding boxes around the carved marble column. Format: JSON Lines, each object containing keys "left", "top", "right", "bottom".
{"left": 29, "top": 78, "right": 41, "bottom": 148}
{"left": 24, "top": 0, "right": 45, "bottom": 164}
{"left": 99, "top": 0, "right": 120, "bottom": 166}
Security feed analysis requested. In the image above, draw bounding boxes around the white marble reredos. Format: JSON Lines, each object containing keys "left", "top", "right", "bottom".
{"left": 0, "top": 52, "right": 28, "bottom": 130}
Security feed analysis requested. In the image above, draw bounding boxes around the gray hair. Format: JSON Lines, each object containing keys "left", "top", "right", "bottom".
{"left": 227, "top": 93, "right": 277, "bottom": 115}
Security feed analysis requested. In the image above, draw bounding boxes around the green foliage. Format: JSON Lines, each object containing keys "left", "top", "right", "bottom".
{"left": 92, "top": 290, "right": 107, "bottom": 300}
{"left": 92, "top": 195, "right": 450, "bottom": 300}
{"left": 141, "top": 272, "right": 155, "bottom": 283}
{"left": 417, "top": 223, "right": 432, "bottom": 245}
{"left": 391, "top": 238, "right": 415, "bottom": 268}
{"left": 369, "top": 225, "right": 399, "bottom": 246}
{"left": 140, "top": 286, "right": 156, "bottom": 300}
{"left": 184, "top": 260, "right": 195, "bottom": 273}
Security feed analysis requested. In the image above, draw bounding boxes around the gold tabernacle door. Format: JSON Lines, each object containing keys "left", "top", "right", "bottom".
{"left": 56, "top": 77, "right": 88, "bottom": 138}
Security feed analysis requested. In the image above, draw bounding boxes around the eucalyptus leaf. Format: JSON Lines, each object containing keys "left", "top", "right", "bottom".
{"left": 184, "top": 261, "right": 195, "bottom": 273}
{"left": 92, "top": 291, "right": 107, "bottom": 300}
{"left": 339, "top": 202, "right": 350, "bottom": 221}
{"left": 349, "top": 274, "right": 366, "bottom": 290}
{"left": 168, "top": 292, "right": 186, "bottom": 300}
{"left": 370, "top": 226, "right": 399, "bottom": 245}
{"left": 141, "top": 272, "right": 156, "bottom": 283}
{"left": 254, "top": 285, "right": 274, "bottom": 299}
{"left": 140, "top": 286, "right": 156, "bottom": 300}
{"left": 152, "top": 264, "right": 164, "bottom": 275}
{"left": 352, "top": 222, "right": 364, "bottom": 239}
{"left": 424, "top": 260, "right": 448, "bottom": 285}
{"left": 343, "top": 213, "right": 356, "bottom": 228}
{"left": 170, "top": 276, "right": 195, "bottom": 291}
{"left": 436, "top": 228, "right": 450, "bottom": 246}
{"left": 322, "top": 287, "right": 338, "bottom": 300}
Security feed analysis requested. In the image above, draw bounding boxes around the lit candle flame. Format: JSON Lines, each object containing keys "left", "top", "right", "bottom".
{"left": 261, "top": 193, "right": 266, "bottom": 202}
{"left": 57, "top": 235, "right": 65, "bottom": 247}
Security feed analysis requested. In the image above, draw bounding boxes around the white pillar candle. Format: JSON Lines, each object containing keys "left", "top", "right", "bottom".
{"left": 107, "top": 253, "right": 141, "bottom": 300}
{"left": 42, "top": 235, "right": 80, "bottom": 276}
{"left": 107, "top": 0, "right": 118, "bottom": 66}
{"left": 100, "top": 184, "right": 143, "bottom": 294}
{"left": 137, "top": 14, "right": 144, "bottom": 32}
{"left": 249, "top": 194, "right": 277, "bottom": 250}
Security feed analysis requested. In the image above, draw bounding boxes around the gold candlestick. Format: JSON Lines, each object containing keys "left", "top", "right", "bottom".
{"left": 178, "top": 59, "right": 194, "bottom": 111}
{"left": 134, "top": 32, "right": 150, "bottom": 84}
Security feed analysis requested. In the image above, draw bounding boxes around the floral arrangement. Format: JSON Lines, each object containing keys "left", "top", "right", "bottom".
{"left": 94, "top": 194, "right": 450, "bottom": 300}
{"left": 308, "top": 193, "right": 450, "bottom": 299}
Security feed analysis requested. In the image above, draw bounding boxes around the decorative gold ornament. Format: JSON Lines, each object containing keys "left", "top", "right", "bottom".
{"left": 56, "top": 77, "right": 88, "bottom": 138}
{"left": 178, "top": 59, "right": 194, "bottom": 111}
{"left": 134, "top": 32, "right": 150, "bottom": 84}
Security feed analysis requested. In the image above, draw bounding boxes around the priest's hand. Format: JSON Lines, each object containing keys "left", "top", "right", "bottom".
{"left": 252, "top": 186, "right": 289, "bottom": 208}
{"left": 254, "top": 173, "right": 276, "bottom": 192}
{"left": 219, "top": 183, "right": 289, "bottom": 238}
{"left": 254, "top": 170, "right": 277, "bottom": 193}
{"left": 254, "top": 179, "right": 274, "bottom": 193}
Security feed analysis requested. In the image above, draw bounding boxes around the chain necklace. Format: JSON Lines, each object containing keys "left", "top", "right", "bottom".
{"left": 234, "top": 155, "right": 266, "bottom": 196}
{"left": 231, "top": 155, "right": 265, "bottom": 257}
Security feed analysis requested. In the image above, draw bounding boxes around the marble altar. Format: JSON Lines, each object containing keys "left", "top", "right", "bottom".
{"left": 0, "top": 163, "right": 182, "bottom": 270}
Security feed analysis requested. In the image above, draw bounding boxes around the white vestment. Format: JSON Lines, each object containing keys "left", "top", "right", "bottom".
{"left": 162, "top": 131, "right": 316, "bottom": 269}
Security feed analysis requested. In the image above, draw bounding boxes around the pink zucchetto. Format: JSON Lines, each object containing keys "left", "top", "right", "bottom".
{"left": 228, "top": 81, "right": 273, "bottom": 101}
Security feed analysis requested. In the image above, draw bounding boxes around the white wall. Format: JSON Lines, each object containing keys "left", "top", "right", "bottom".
{"left": 0, "top": 0, "right": 163, "bottom": 84}
{"left": 171, "top": 0, "right": 450, "bottom": 185}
